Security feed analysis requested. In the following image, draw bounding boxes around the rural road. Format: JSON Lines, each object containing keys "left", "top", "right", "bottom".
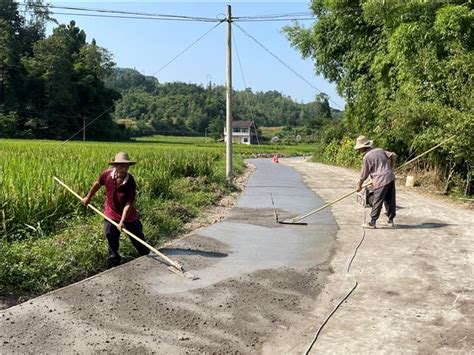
{"left": 1, "top": 158, "right": 472, "bottom": 354}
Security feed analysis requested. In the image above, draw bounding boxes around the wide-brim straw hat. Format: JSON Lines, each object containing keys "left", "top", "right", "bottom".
{"left": 109, "top": 152, "right": 136, "bottom": 165}
{"left": 354, "top": 135, "right": 374, "bottom": 150}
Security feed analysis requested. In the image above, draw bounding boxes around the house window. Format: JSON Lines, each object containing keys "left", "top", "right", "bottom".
{"left": 243, "top": 138, "right": 248, "bottom": 143}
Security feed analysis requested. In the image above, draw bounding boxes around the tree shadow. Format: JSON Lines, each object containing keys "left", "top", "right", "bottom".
{"left": 158, "top": 247, "right": 228, "bottom": 258}
{"left": 389, "top": 223, "right": 455, "bottom": 229}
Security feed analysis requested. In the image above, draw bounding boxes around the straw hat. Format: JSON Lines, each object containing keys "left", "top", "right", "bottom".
{"left": 354, "top": 136, "right": 374, "bottom": 150}
{"left": 109, "top": 152, "right": 136, "bottom": 165}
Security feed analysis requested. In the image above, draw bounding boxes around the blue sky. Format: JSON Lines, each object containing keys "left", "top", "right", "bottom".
{"left": 45, "top": 1, "right": 345, "bottom": 109}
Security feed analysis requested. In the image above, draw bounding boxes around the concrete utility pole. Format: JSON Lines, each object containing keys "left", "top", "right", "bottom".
{"left": 225, "top": 5, "right": 233, "bottom": 182}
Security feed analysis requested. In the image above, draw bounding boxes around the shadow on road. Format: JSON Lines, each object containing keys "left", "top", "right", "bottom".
{"left": 158, "top": 247, "right": 228, "bottom": 258}
{"left": 390, "top": 223, "right": 455, "bottom": 229}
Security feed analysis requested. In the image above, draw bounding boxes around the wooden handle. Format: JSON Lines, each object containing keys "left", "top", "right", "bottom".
{"left": 53, "top": 176, "right": 183, "bottom": 271}
{"left": 292, "top": 181, "right": 371, "bottom": 223}
{"left": 291, "top": 135, "right": 456, "bottom": 223}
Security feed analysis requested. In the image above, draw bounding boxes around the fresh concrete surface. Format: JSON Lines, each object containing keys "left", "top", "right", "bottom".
{"left": 0, "top": 159, "right": 336, "bottom": 353}
{"left": 263, "top": 158, "right": 473, "bottom": 354}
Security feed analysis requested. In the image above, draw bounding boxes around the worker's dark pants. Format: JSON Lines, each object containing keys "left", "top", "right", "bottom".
{"left": 104, "top": 220, "right": 150, "bottom": 266}
{"left": 370, "top": 181, "right": 396, "bottom": 224}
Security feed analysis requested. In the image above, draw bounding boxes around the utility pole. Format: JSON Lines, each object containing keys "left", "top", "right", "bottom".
{"left": 225, "top": 5, "right": 233, "bottom": 182}
{"left": 83, "top": 116, "right": 85, "bottom": 141}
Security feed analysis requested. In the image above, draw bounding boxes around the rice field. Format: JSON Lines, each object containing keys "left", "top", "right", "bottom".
{"left": 1, "top": 139, "right": 232, "bottom": 240}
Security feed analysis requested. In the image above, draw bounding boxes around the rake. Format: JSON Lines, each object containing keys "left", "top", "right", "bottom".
{"left": 54, "top": 176, "right": 198, "bottom": 280}
{"left": 278, "top": 135, "right": 456, "bottom": 225}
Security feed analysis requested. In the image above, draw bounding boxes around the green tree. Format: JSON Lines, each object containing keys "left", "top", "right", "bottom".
{"left": 285, "top": 0, "right": 473, "bottom": 190}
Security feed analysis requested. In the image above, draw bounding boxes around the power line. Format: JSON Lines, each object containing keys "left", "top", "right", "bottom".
{"left": 235, "top": 18, "right": 316, "bottom": 22}
{"left": 24, "top": 10, "right": 220, "bottom": 22}
{"left": 234, "top": 23, "right": 344, "bottom": 111}
{"left": 234, "top": 11, "right": 313, "bottom": 19}
{"left": 152, "top": 20, "right": 224, "bottom": 75}
{"left": 23, "top": 9, "right": 313, "bottom": 23}
{"left": 232, "top": 30, "right": 260, "bottom": 144}
{"left": 19, "top": 2, "right": 221, "bottom": 22}
{"left": 19, "top": 3, "right": 314, "bottom": 23}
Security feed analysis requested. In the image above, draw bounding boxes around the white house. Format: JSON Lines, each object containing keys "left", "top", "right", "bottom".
{"left": 223, "top": 120, "right": 258, "bottom": 145}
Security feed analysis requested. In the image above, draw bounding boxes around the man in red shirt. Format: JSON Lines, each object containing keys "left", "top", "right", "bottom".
{"left": 355, "top": 136, "right": 397, "bottom": 229}
{"left": 82, "top": 152, "right": 149, "bottom": 267}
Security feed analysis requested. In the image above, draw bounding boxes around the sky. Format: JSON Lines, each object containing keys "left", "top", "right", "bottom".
{"left": 43, "top": 1, "right": 345, "bottom": 109}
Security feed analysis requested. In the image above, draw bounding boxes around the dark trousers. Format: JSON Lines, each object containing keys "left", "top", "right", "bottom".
{"left": 104, "top": 220, "right": 150, "bottom": 265}
{"left": 370, "top": 180, "right": 396, "bottom": 224}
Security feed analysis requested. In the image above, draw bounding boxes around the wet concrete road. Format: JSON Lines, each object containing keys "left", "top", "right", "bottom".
{"left": 0, "top": 159, "right": 337, "bottom": 353}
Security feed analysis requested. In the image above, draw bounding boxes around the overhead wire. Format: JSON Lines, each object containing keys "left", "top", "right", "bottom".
{"left": 152, "top": 19, "right": 224, "bottom": 76}
{"left": 18, "top": 2, "right": 315, "bottom": 23}
{"left": 18, "top": 2, "right": 220, "bottom": 22}
{"left": 234, "top": 11, "right": 313, "bottom": 19}
{"left": 232, "top": 30, "right": 260, "bottom": 144}
{"left": 21, "top": 3, "right": 315, "bottom": 22}
{"left": 236, "top": 18, "right": 316, "bottom": 22}
{"left": 24, "top": 11, "right": 221, "bottom": 22}
{"left": 234, "top": 23, "right": 344, "bottom": 111}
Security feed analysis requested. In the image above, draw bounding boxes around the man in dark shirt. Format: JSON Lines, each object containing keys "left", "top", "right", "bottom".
{"left": 354, "top": 136, "right": 397, "bottom": 229}
{"left": 82, "top": 152, "right": 149, "bottom": 267}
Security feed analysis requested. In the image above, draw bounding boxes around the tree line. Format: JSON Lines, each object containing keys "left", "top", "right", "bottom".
{"left": 105, "top": 68, "right": 339, "bottom": 139}
{"left": 285, "top": 0, "right": 473, "bottom": 194}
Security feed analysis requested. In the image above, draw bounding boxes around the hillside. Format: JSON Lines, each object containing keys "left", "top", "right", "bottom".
{"left": 105, "top": 68, "right": 342, "bottom": 138}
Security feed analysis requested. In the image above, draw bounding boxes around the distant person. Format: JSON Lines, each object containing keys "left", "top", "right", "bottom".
{"left": 82, "top": 152, "right": 149, "bottom": 267}
{"left": 354, "top": 136, "right": 397, "bottom": 228}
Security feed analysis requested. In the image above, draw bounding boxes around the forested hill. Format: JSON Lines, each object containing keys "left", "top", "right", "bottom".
{"left": 105, "top": 67, "right": 341, "bottom": 137}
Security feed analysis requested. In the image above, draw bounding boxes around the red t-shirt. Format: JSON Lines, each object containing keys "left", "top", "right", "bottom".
{"left": 98, "top": 168, "right": 138, "bottom": 222}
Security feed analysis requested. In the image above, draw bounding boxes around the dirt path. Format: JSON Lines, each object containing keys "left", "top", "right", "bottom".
{"left": 265, "top": 158, "right": 473, "bottom": 354}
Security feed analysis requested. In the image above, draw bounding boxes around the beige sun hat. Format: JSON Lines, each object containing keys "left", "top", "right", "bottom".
{"left": 109, "top": 152, "right": 136, "bottom": 165}
{"left": 354, "top": 135, "right": 374, "bottom": 150}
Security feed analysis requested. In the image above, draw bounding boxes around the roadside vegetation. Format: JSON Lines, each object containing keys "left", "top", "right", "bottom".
{"left": 285, "top": 1, "right": 473, "bottom": 197}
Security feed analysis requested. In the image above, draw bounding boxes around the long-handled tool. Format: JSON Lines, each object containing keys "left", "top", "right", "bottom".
{"left": 54, "top": 176, "right": 197, "bottom": 280}
{"left": 270, "top": 193, "right": 308, "bottom": 226}
{"left": 280, "top": 135, "right": 456, "bottom": 225}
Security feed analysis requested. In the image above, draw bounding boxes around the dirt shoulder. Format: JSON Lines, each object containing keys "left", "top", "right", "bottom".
{"left": 268, "top": 158, "right": 473, "bottom": 354}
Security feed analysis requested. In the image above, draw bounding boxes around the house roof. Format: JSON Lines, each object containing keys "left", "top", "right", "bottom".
{"left": 233, "top": 121, "right": 254, "bottom": 128}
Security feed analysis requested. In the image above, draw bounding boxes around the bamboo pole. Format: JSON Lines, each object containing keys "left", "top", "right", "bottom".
{"left": 53, "top": 176, "right": 183, "bottom": 271}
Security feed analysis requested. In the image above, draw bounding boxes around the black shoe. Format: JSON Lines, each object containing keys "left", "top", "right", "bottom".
{"left": 108, "top": 257, "right": 121, "bottom": 268}
{"left": 387, "top": 219, "right": 395, "bottom": 227}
